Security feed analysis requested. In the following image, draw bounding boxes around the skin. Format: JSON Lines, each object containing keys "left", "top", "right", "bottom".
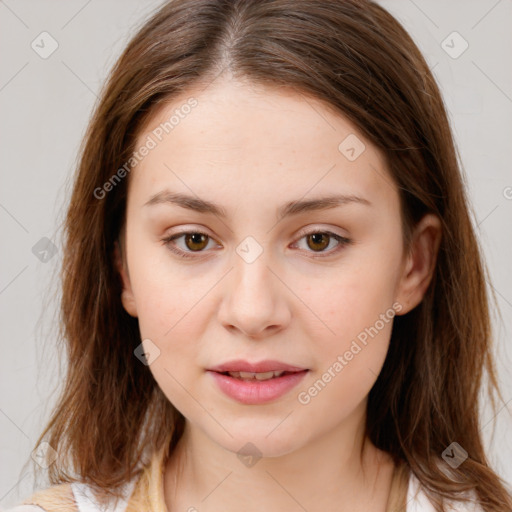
{"left": 115, "top": 75, "right": 441, "bottom": 512}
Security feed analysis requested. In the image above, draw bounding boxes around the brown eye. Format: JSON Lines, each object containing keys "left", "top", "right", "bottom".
{"left": 162, "top": 230, "right": 218, "bottom": 259}
{"left": 184, "top": 233, "right": 209, "bottom": 251}
{"left": 293, "top": 230, "right": 352, "bottom": 258}
{"left": 306, "top": 233, "right": 330, "bottom": 252}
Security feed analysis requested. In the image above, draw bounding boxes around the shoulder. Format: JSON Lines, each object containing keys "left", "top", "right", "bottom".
{"left": 5, "top": 478, "right": 137, "bottom": 512}
{"left": 4, "top": 482, "right": 76, "bottom": 512}
{"left": 406, "top": 471, "right": 485, "bottom": 512}
{"left": 2, "top": 506, "right": 48, "bottom": 512}
{"left": 6, "top": 439, "right": 167, "bottom": 512}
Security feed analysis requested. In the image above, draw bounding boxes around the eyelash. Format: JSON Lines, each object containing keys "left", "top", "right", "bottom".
{"left": 161, "top": 229, "right": 352, "bottom": 260}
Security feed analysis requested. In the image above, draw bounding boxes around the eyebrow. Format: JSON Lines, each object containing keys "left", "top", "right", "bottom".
{"left": 143, "top": 190, "right": 371, "bottom": 221}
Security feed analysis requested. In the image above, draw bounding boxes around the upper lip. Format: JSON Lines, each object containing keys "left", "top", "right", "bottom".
{"left": 208, "top": 359, "right": 307, "bottom": 373}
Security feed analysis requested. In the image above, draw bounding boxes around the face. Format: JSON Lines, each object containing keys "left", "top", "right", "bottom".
{"left": 116, "top": 77, "right": 437, "bottom": 457}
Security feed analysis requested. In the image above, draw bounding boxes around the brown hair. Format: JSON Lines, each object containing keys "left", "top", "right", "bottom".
{"left": 30, "top": 0, "right": 511, "bottom": 510}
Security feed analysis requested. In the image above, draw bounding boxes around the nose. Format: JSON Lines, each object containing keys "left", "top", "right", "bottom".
{"left": 217, "top": 254, "right": 291, "bottom": 340}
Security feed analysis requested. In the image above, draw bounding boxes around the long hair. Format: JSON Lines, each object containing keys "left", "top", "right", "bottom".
{"left": 31, "top": 1, "right": 511, "bottom": 510}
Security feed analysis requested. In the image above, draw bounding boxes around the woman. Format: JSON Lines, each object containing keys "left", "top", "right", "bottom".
{"left": 9, "top": 1, "right": 512, "bottom": 511}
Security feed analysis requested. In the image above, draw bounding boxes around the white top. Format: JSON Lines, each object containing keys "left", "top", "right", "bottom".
{"left": 4, "top": 471, "right": 484, "bottom": 511}
{"left": 406, "top": 472, "right": 484, "bottom": 512}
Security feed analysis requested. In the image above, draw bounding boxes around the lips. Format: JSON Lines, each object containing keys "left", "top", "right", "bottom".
{"left": 206, "top": 359, "right": 309, "bottom": 404}
{"left": 208, "top": 359, "right": 307, "bottom": 374}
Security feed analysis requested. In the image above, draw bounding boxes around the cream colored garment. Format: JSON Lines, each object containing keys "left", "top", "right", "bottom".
{"left": 7, "top": 444, "right": 483, "bottom": 512}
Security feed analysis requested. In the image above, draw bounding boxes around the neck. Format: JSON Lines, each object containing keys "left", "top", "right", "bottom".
{"left": 163, "top": 401, "right": 396, "bottom": 512}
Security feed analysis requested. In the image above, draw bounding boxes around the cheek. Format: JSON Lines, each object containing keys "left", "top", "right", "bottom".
{"left": 297, "top": 237, "right": 402, "bottom": 401}
{"left": 127, "top": 246, "right": 215, "bottom": 380}
{"left": 131, "top": 268, "right": 208, "bottom": 408}
{"left": 127, "top": 233, "right": 199, "bottom": 336}
{"left": 297, "top": 278, "right": 396, "bottom": 418}
{"left": 132, "top": 276, "right": 178, "bottom": 340}
{"left": 134, "top": 281, "right": 206, "bottom": 365}
{"left": 309, "top": 259, "right": 401, "bottom": 351}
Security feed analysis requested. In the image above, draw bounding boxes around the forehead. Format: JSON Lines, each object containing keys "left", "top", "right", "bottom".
{"left": 128, "top": 77, "right": 397, "bottom": 211}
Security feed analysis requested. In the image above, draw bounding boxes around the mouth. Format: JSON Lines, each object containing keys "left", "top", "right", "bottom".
{"left": 216, "top": 370, "right": 303, "bottom": 381}
{"left": 206, "top": 360, "right": 309, "bottom": 404}
{"left": 207, "top": 359, "right": 308, "bottom": 374}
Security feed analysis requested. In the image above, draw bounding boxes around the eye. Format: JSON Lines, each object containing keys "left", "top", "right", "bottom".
{"left": 161, "top": 231, "right": 219, "bottom": 260}
{"left": 292, "top": 230, "right": 352, "bottom": 257}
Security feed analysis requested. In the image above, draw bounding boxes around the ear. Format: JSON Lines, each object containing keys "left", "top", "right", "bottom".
{"left": 395, "top": 213, "right": 442, "bottom": 315}
{"left": 114, "top": 239, "right": 138, "bottom": 318}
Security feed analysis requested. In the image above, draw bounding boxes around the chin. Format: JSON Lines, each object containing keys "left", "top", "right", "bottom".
{"left": 207, "top": 420, "right": 309, "bottom": 460}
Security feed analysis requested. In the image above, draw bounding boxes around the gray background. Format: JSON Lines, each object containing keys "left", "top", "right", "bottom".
{"left": 1, "top": 0, "right": 511, "bottom": 507}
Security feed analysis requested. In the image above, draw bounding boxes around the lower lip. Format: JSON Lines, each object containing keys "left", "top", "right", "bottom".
{"left": 207, "top": 370, "right": 308, "bottom": 405}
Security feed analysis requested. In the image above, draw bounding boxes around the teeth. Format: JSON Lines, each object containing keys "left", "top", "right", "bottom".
{"left": 228, "top": 370, "right": 285, "bottom": 380}
{"left": 254, "top": 371, "right": 278, "bottom": 381}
